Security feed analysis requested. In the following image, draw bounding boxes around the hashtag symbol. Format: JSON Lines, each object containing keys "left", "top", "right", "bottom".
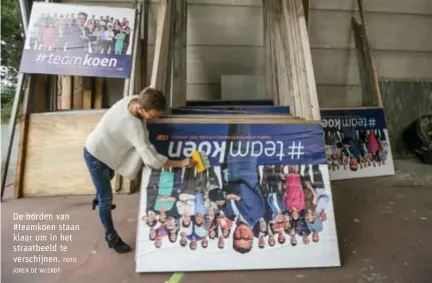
{"left": 35, "top": 53, "right": 46, "bottom": 63}
{"left": 288, "top": 141, "right": 305, "bottom": 160}
{"left": 368, "top": 118, "right": 376, "bottom": 127}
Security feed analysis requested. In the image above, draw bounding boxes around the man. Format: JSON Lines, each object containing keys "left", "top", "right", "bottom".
{"left": 209, "top": 123, "right": 269, "bottom": 254}
{"left": 84, "top": 87, "right": 193, "bottom": 253}
{"left": 65, "top": 12, "right": 89, "bottom": 51}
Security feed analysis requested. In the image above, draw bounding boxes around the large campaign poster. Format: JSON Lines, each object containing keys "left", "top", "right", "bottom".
{"left": 321, "top": 108, "right": 395, "bottom": 180}
{"left": 136, "top": 122, "right": 341, "bottom": 272}
{"left": 19, "top": 2, "right": 136, "bottom": 78}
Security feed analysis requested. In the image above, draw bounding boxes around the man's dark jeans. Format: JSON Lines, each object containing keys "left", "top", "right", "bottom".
{"left": 83, "top": 147, "right": 117, "bottom": 240}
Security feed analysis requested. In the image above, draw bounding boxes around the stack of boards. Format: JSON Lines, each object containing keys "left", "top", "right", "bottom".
{"left": 15, "top": 102, "right": 292, "bottom": 197}
{"left": 134, "top": 99, "right": 341, "bottom": 272}
{"left": 16, "top": 102, "right": 292, "bottom": 197}
{"left": 16, "top": 98, "right": 342, "bottom": 271}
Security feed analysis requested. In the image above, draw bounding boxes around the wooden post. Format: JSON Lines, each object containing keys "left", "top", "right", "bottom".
{"left": 60, "top": 75, "right": 72, "bottom": 110}
{"left": 150, "top": 0, "right": 173, "bottom": 94}
{"left": 295, "top": 0, "right": 320, "bottom": 120}
{"left": 357, "top": 0, "right": 383, "bottom": 107}
{"left": 32, "top": 75, "right": 48, "bottom": 113}
{"left": 73, "top": 76, "right": 84, "bottom": 109}
{"left": 115, "top": 4, "right": 143, "bottom": 193}
{"left": 82, "top": 77, "right": 93, "bottom": 109}
{"left": 15, "top": 76, "right": 33, "bottom": 199}
{"left": 48, "top": 75, "right": 58, "bottom": 111}
{"left": 170, "top": 0, "right": 187, "bottom": 108}
{"left": 2, "top": 77, "right": 24, "bottom": 200}
{"left": 2, "top": 0, "right": 31, "bottom": 200}
{"left": 129, "top": 4, "right": 142, "bottom": 96}
{"left": 281, "top": 0, "right": 301, "bottom": 115}
{"left": 94, "top": 78, "right": 103, "bottom": 109}
{"left": 302, "top": 0, "right": 309, "bottom": 26}
{"left": 263, "top": 0, "right": 276, "bottom": 102}
{"left": 352, "top": 17, "right": 374, "bottom": 107}
{"left": 141, "top": 0, "right": 150, "bottom": 88}
{"left": 134, "top": 0, "right": 150, "bottom": 193}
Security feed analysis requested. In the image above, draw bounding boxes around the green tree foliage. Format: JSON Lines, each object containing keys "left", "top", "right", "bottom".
{"left": 1, "top": 0, "right": 24, "bottom": 84}
{"left": 1, "top": 86, "right": 15, "bottom": 122}
{"left": 1, "top": 0, "right": 23, "bottom": 122}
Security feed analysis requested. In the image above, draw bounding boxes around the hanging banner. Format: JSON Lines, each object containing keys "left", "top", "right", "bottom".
{"left": 136, "top": 122, "right": 341, "bottom": 272}
{"left": 19, "top": 2, "right": 136, "bottom": 78}
{"left": 321, "top": 108, "right": 395, "bottom": 180}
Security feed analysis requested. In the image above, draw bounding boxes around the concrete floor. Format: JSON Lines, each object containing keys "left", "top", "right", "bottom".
{"left": 1, "top": 157, "right": 431, "bottom": 283}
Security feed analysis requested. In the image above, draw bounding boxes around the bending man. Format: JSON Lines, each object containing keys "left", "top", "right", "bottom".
{"left": 84, "top": 87, "right": 193, "bottom": 253}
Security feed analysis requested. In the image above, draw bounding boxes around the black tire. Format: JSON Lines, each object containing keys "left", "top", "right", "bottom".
{"left": 403, "top": 114, "right": 432, "bottom": 163}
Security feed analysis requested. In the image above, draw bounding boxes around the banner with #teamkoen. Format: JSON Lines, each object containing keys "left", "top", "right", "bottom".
{"left": 135, "top": 122, "right": 341, "bottom": 272}
{"left": 19, "top": 2, "right": 136, "bottom": 78}
{"left": 321, "top": 108, "right": 395, "bottom": 180}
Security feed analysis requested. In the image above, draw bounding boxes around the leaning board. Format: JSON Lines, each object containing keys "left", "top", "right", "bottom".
{"left": 136, "top": 121, "right": 341, "bottom": 272}
{"left": 321, "top": 108, "right": 395, "bottom": 180}
{"left": 20, "top": 110, "right": 131, "bottom": 197}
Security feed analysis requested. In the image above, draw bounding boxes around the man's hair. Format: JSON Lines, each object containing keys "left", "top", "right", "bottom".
{"left": 147, "top": 219, "right": 157, "bottom": 227}
{"left": 233, "top": 242, "right": 252, "bottom": 254}
{"left": 168, "top": 233, "right": 177, "bottom": 243}
{"left": 137, "top": 87, "right": 167, "bottom": 112}
{"left": 182, "top": 218, "right": 191, "bottom": 228}
{"left": 278, "top": 235, "right": 286, "bottom": 244}
{"left": 77, "top": 12, "right": 88, "bottom": 19}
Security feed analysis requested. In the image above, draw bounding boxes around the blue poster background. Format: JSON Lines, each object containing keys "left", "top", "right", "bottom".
{"left": 20, "top": 50, "right": 131, "bottom": 78}
{"left": 320, "top": 108, "right": 387, "bottom": 131}
{"left": 147, "top": 123, "right": 326, "bottom": 165}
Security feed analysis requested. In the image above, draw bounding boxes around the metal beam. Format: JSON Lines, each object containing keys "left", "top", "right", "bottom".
{"left": 1, "top": 0, "right": 34, "bottom": 201}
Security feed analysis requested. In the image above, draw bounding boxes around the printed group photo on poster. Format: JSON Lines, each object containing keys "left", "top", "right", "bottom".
{"left": 136, "top": 123, "right": 340, "bottom": 272}
{"left": 19, "top": 2, "right": 136, "bottom": 78}
{"left": 321, "top": 108, "right": 395, "bottom": 180}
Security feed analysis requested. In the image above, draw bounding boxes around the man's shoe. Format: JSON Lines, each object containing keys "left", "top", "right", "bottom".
{"left": 105, "top": 234, "right": 132, "bottom": 254}
{"left": 92, "top": 199, "right": 116, "bottom": 210}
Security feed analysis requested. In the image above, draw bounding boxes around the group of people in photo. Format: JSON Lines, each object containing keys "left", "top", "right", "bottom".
{"left": 141, "top": 124, "right": 332, "bottom": 254}
{"left": 142, "top": 161, "right": 331, "bottom": 253}
{"left": 324, "top": 128, "right": 390, "bottom": 172}
{"left": 26, "top": 11, "right": 132, "bottom": 55}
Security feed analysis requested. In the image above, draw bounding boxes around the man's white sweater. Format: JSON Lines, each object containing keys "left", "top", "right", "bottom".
{"left": 85, "top": 95, "right": 168, "bottom": 180}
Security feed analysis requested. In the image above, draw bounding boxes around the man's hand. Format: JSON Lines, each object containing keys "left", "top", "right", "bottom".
{"left": 181, "top": 158, "right": 196, "bottom": 168}
{"left": 164, "top": 158, "right": 196, "bottom": 168}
